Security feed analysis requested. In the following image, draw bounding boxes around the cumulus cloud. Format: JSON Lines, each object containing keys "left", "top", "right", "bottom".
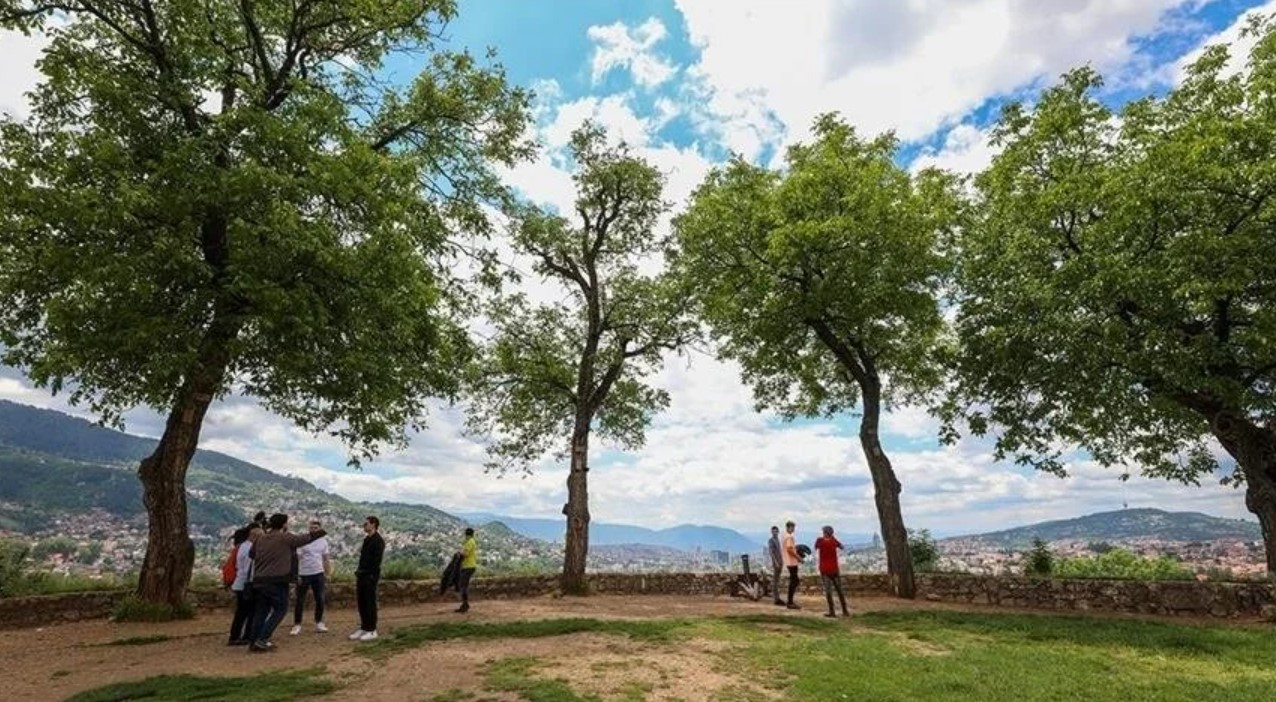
{"left": 586, "top": 18, "right": 678, "bottom": 89}
{"left": 673, "top": 0, "right": 1195, "bottom": 147}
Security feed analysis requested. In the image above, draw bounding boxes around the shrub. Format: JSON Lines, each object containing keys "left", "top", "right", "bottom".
{"left": 381, "top": 559, "right": 429, "bottom": 581}
{"left": 908, "top": 529, "right": 939, "bottom": 573}
{"left": 0, "top": 539, "right": 32, "bottom": 596}
{"left": 1054, "top": 548, "right": 1193, "bottom": 581}
{"left": 1024, "top": 538, "right": 1053, "bottom": 577}
{"left": 112, "top": 595, "right": 195, "bottom": 622}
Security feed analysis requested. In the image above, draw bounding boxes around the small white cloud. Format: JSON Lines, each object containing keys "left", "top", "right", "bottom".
{"left": 911, "top": 123, "right": 1000, "bottom": 175}
{"left": 586, "top": 18, "right": 677, "bottom": 89}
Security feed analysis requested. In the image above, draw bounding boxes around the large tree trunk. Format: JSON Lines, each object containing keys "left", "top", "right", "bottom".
{"left": 1209, "top": 412, "right": 1276, "bottom": 579}
{"left": 136, "top": 318, "right": 236, "bottom": 608}
{"left": 561, "top": 424, "right": 591, "bottom": 595}
{"left": 859, "top": 381, "right": 917, "bottom": 599}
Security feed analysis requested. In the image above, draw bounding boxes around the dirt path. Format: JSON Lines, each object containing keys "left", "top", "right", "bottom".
{"left": 4, "top": 594, "right": 1265, "bottom": 702}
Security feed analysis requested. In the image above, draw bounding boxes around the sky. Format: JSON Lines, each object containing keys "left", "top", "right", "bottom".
{"left": 1, "top": 0, "right": 1274, "bottom": 540}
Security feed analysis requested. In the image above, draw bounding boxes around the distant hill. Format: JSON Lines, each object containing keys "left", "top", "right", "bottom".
{"left": 462, "top": 513, "right": 760, "bottom": 554}
{"left": 0, "top": 400, "right": 555, "bottom": 573}
{"left": 953, "top": 508, "right": 1262, "bottom": 547}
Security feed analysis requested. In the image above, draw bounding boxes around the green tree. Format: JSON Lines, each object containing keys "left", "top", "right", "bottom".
{"left": 944, "top": 19, "right": 1276, "bottom": 577}
{"left": 1054, "top": 548, "right": 1194, "bottom": 581}
{"left": 0, "top": 1, "right": 532, "bottom": 608}
{"left": 908, "top": 529, "right": 939, "bottom": 574}
{"left": 1024, "top": 537, "right": 1053, "bottom": 577}
{"left": 672, "top": 114, "right": 963, "bottom": 598}
{"left": 464, "top": 124, "right": 696, "bottom": 594}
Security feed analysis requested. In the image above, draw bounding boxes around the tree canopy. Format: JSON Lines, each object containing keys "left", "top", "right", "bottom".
{"left": 0, "top": 0, "right": 533, "bottom": 605}
{"left": 464, "top": 123, "right": 695, "bottom": 592}
{"left": 0, "top": 0, "right": 532, "bottom": 454}
{"left": 466, "top": 124, "right": 692, "bottom": 474}
{"left": 945, "top": 18, "right": 1276, "bottom": 571}
{"left": 673, "top": 114, "right": 964, "bottom": 597}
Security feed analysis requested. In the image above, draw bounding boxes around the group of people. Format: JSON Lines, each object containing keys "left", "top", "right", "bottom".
{"left": 766, "top": 521, "right": 851, "bottom": 618}
{"left": 222, "top": 512, "right": 481, "bottom": 652}
{"left": 223, "top": 512, "right": 387, "bottom": 652}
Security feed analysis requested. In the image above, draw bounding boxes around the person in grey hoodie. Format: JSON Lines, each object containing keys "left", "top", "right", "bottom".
{"left": 767, "top": 525, "right": 784, "bottom": 606}
{"left": 247, "top": 513, "right": 326, "bottom": 652}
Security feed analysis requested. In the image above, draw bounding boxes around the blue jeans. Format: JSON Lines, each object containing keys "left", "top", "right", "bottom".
{"left": 250, "top": 583, "right": 289, "bottom": 643}
{"left": 293, "top": 573, "right": 326, "bottom": 624}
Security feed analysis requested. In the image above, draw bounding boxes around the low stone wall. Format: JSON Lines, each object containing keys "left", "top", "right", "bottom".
{"left": 1, "top": 572, "right": 1271, "bottom": 630}
{"left": 914, "top": 573, "right": 1275, "bottom": 618}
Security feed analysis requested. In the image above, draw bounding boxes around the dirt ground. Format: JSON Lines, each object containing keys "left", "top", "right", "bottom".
{"left": 4, "top": 594, "right": 1265, "bottom": 702}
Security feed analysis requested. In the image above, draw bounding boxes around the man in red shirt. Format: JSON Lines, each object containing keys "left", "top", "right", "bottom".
{"left": 814, "top": 525, "right": 850, "bottom": 618}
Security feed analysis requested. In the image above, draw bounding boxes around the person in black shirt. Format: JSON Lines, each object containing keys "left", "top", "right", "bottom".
{"left": 349, "top": 515, "right": 385, "bottom": 642}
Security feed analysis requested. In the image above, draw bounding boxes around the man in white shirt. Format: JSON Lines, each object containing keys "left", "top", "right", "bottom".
{"left": 290, "top": 519, "right": 331, "bottom": 635}
{"left": 782, "top": 520, "right": 801, "bottom": 609}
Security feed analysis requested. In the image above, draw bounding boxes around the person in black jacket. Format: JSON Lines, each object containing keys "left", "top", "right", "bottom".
{"left": 349, "top": 515, "right": 385, "bottom": 642}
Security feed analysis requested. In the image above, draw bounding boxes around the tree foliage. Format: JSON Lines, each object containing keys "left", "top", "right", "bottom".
{"left": 908, "top": 529, "right": 939, "bottom": 573}
{"left": 466, "top": 123, "right": 694, "bottom": 474}
{"left": 945, "top": 21, "right": 1276, "bottom": 483}
{"left": 0, "top": 0, "right": 533, "bottom": 455}
{"left": 1024, "top": 538, "right": 1054, "bottom": 577}
{"left": 673, "top": 113, "right": 963, "bottom": 597}
{"left": 673, "top": 115, "right": 959, "bottom": 419}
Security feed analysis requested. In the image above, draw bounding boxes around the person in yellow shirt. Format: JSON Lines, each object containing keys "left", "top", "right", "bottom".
{"left": 457, "top": 527, "right": 478, "bottom": 613}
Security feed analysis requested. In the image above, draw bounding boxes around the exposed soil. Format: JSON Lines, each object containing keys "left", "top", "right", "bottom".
{"left": 2, "top": 594, "right": 1265, "bottom": 702}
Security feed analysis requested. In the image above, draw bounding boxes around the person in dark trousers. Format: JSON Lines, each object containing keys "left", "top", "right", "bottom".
{"left": 290, "top": 519, "right": 331, "bottom": 635}
{"left": 767, "top": 525, "right": 784, "bottom": 606}
{"left": 783, "top": 520, "right": 800, "bottom": 609}
{"left": 227, "top": 524, "right": 261, "bottom": 645}
{"left": 350, "top": 515, "right": 385, "bottom": 642}
{"left": 456, "top": 527, "right": 478, "bottom": 613}
{"left": 814, "top": 525, "right": 850, "bottom": 617}
{"left": 247, "top": 514, "right": 326, "bottom": 652}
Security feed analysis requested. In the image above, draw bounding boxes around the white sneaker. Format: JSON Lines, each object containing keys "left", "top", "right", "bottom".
{"left": 315, "top": 622, "right": 328, "bottom": 633}
{"left": 358, "top": 630, "right": 378, "bottom": 641}
{"left": 289, "top": 625, "right": 302, "bottom": 636}
{"left": 348, "top": 629, "right": 366, "bottom": 640}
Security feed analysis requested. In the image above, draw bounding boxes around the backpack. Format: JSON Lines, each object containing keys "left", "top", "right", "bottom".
{"left": 221, "top": 545, "right": 238, "bottom": 587}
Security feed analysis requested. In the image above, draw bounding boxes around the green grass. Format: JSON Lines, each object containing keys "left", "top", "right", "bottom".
{"left": 360, "top": 617, "right": 686, "bottom": 659}
{"left": 486, "top": 657, "right": 599, "bottom": 702}
{"left": 110, "top": 594, "right": 194, "bottom": 622}
{"left": 65, "top": 668, "right": 335, "bottom": 702}
{"left": 715, "top": 610, "right": 1276, "bottom": 702}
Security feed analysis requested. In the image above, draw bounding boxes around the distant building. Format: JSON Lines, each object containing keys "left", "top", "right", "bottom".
{"left": 709, "top": 549, "right": 730, "bottom": 565}
{"left": 872, "top": 533, "right": 881, "bottom": 550}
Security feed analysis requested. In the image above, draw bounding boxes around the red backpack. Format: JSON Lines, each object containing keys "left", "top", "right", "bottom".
{"left": 221, "top": 545, "right": 238, "bottom": 588}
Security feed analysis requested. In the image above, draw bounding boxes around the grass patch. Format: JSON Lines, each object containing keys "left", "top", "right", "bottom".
{"left": 716, "top": 610, "right": 1276, "bottom": 701}
{"left": 111, "top": 594, "right": 194, "bottom": 623}
{"left": 100, "top": 634, "right": 172, "bottom": 647}
{"left": 361, "top": 617, "right": 686, "bottom": 658}
{"left": 65, "top": 668, "right": 335, "bottom": 702}
{"left": 486, "top": 657, "right": 598, "bottom": 702}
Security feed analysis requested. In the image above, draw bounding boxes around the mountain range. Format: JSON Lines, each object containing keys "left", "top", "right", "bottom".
{"left": 461, "top": 512, "right": 761, "bottom": 553}
{"left": 0, "top": 400, "right": 555, "bottom": 573}
{"left": 949, "top": 507, "right": 1262, "bottom": 547}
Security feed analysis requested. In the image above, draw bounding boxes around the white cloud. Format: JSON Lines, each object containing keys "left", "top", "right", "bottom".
{"left": 1166, "top": 0, "right": 1276, "bottom": 83}
{"left": 911, "top": 123, "right": 1000, "bottom": 175}
{"left": 0, "top": 29, "right": 51, "bottom": 118}
{"left": 586, "top": 17, "right": 678, "bottom": 89}
{"left": 673, "top": 0, "right": 1194, "bottom": 149}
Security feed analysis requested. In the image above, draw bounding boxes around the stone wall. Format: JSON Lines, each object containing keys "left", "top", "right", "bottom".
{"left": 1, "top": 572, "right": 1271, "bottom": 630}
{"left": 913, "top": 573, "right": 1275, "bottom": 617}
